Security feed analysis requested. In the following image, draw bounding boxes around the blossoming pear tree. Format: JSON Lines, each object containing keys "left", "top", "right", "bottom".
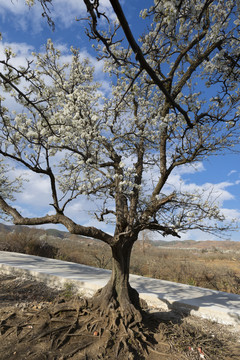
{"left": 0, "top": 0, "right": 240, "bottom": 322}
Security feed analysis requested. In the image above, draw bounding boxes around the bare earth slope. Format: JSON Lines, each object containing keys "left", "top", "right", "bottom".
{"left": 0, "top": 273, "right": 240, "bottom": 360}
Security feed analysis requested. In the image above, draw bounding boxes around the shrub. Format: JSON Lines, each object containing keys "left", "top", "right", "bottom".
{"left": 25, "top": 239, "right": 57, "bottom": 258}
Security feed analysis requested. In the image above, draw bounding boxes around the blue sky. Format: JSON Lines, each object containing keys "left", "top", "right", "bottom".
{"left": 1, "top": 0, "right": 240, "bottom": 241}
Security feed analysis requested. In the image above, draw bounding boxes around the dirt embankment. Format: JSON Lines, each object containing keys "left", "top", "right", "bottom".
{"left": 0, "top": 273, "right": 240, "bottom": 360}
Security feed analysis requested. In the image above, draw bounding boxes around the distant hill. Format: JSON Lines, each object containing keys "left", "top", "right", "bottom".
{"left": 0, "top": 222, "right": 239, "bottom": 251}
{"left": 0, "top": 222, "right": 92, "bottom": 243}
{"left": 151, "top": 239, "right": 240, "bottom": 251}
{"left": 0, "top": 223, "right": 12, "bottom": 233}
{"left": 0, "top": 222, "right": 68, "bottom": 239}
{"left": 45, "top": 228, "right": 68, "bottom": 239}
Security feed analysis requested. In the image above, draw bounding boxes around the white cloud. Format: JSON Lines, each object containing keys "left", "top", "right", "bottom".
{"left": 0, "top": 0, "right": 28, "bottom": 15}
{"left": 140, "top": 160, "right": 237, "bottom": 230}
{"left": 10, "top": 166, "right": 111, "bottom": 232}
{"left": 14, "top": 204, "right": 38, "bottom": 218}
{"left": 166, "top": 169, "right": 235, "bottom": 205}
{"left": 0, "top": 41, "right": 34, "bottom": 67}
{"left": 64, "top": 195, "right": 115, "bottom": 234}
{"left": 221, "top": 208, "right": 240, "bottom": 221}
{"left": 0, "top": 0, "right": 45, "bottom": 33}
{"left": 41, "top": 0, "right": 115, "bottom": 28}
{"left": 227, "top": 169, "right": 237, "bottom": 176}
{"left": 187, "top": 181, "right": 234, "bottom": 203}
{"left": 0, "top": 0, "right": 114, "bottom": 33}
{"left": 14, "top": 170, "right": 51, "bottom": 207}
{"left": 175, "top": 161, "right": 206, "bottom": 175}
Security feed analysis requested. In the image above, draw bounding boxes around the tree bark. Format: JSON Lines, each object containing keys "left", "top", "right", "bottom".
{"left": 94, "top": 237, "right": 141, "bottom": 319}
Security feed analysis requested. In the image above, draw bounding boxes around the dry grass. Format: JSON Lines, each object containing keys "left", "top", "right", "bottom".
{"left": 0, "top": 229, "right": 240, "bottom": 294}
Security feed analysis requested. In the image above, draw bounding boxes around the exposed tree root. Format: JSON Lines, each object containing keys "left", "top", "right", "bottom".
{"left": 1, "top": 275, "right": 240, "bottom": 360}
{"left": 0, "top": 296, "right": 158, "bottom": 359}
{"left": 1, "top": 294, "right": 240, "bottom": 360}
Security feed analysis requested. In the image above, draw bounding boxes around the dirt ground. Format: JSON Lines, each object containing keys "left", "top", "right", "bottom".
{"left": 0, "top": 273, "right": 240, "bottom": 360}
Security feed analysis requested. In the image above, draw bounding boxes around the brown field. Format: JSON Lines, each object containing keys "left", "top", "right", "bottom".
{"left": 0, "top": 225, "right": 240, "bottom": 295}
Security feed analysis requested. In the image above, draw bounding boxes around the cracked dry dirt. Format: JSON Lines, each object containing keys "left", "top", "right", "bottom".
{"left": 0, "top": 273, "right": 240, "bottom": 360}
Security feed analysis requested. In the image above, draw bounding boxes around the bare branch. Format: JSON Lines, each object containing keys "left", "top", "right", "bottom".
{"left": 0, "top": 195, "right": 113, "bottom": 245}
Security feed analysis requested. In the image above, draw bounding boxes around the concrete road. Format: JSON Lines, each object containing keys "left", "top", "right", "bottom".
{"left": 0, "top": 251, "right": 240, "bottom": 326}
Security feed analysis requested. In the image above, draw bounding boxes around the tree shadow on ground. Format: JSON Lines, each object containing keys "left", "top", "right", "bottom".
{"left": 133, "top": 274, "right": 240, "bottom": 326}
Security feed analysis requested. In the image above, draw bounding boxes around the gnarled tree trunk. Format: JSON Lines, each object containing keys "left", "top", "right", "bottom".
{"left": 94, "top": 236, "right": 141, "bottom": 321}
